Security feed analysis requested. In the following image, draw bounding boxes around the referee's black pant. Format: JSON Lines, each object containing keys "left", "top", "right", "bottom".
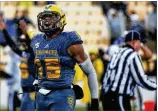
{"left": 101, "top": 92, "right": 131, "bottom": 111}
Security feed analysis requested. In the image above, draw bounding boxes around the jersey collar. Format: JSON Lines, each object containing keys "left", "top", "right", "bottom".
{"left": 123, "top": 44, "right": 134, "bottom": 51}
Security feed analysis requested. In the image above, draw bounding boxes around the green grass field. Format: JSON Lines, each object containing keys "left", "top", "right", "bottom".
{"left": 75, "top": 107, "right": 87, "bottom": 111}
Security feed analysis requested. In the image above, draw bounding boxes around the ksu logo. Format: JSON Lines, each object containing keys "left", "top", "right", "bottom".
{"left": 35, "top": 43, "right": 40, "bottom": 49}
{"left": 67, "top": 96, "right": 74, "bottom": 107}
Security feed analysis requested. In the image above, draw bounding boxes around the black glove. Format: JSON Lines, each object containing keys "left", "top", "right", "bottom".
{"left": 88, "top": 99, "right": 99, "bottom": 111}
{"left": 73, "top": 84, "right": 84, "bottom": 99}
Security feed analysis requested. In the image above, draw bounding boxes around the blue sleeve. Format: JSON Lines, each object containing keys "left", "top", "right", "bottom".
{"left": 67, "top": 31, "right": 83, "bottom": 48}
{"left": 30, "top": 38, "right": 34, "bottom": 51}
{"left": 30, "top": 35, "right": 38, "bottom": 53}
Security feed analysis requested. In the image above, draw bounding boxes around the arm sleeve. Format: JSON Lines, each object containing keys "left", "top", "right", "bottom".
{"left": 78, "top": 57, "right": 99, "bottom": 99}
{"left": 2, "top": 29, "right": 22, "bottom": 56}
{"left": 130, "top": 54, "right": 157, "bottom": 90}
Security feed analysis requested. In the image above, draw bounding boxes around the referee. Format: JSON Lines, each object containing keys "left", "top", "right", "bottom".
{"left": 101, "top": 30, "right": 157, "bottom": 111}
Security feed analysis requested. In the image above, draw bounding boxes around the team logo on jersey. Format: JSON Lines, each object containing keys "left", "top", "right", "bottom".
{"left": 67, "top": 96, "right": 74, "bottom": 107}
{"left": 44, "top": 44, "right": 49, "bottom": 48}
{"left": 35, "top": 43, "right": 40, "bottom": 48}
{"left": 29, "top": 92, "right": 35, "bottom": 100}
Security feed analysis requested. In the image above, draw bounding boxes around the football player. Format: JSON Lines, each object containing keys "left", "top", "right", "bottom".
{"left": 0, "top": 20, "right": 36, "bottom": 111}
{"left": 0, "top": 12, "right": 21, "bottom": 111}
{"left": 0, "top": 43, "right": 21, "bottom": 111}
{"left": 31, "top": 4, "right": 99, "bottom": 111}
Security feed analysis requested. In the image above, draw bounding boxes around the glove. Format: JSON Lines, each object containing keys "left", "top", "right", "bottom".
{"left": 88, "top": 99, "right": 99, "bottom": 111}
{"left": 33, "top": 79, "right": 38, "bottom": 85}
{"left": 33, "top": 79, "right": 39, "bottom": 91}
{"left": 73, "top": 84, "right": 84, "bottom": 99}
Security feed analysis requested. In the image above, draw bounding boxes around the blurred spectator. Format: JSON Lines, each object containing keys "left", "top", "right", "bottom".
{"left": 18, "top": 1, "right": 34, "bottom": 7}
{"left": 98, "top": 48, "right": 108, "bottom": 84}
{"left": 0, "top": 11, "right": 17, "bottom": 43}
{"left": 119, "top": 2, "right": 128, "bottom": 17}
{"left": 0, "top": 11, "right": 3, "bottom": 19}
{"left": 5, "top": 19, "right": 17, "bottom": 39}
{"left": 47, "top": 1, "right": 55, "bottom": 4}
{"left": 34, "top": 1, "right": 55, "bottom": 6}
{"left": 99, "top": 1, "right": 128, "bottom": 18}
{"left": 0, "top": 11, "right": 6, "bottom": 44}
{"left": 13, "top": 6, "right": 35, "bottom": 38}
{"left": 89, "top": 50, "right": 104, "bottom": 83}
{"left": 129, "top": 11, "right": 140, "bottom": 27}
{"left": 111, "top": 1, "right": 126, "bottom": 12}
{"left": 107, "top": 8, "right": 126, "bottom": 44}
{"left": 0, "top": 45, "right": 21, "bottom": 111}
{"left": 145, "top": 6, "right": 157, "bottom": 41}
{"left": 131, "top": 22, "right": 146, "bottom": 40}
{"left": 34, "top": 1, "right": 47, "bottom": 6}
{"left": 151, "top": 1, "right": 157, "bottom": 7}
{"left": 98, "top": 1, "right": 113, "bottom": 16}
{"left": 2, "top": 1, "right": 19, "bottom": 7}
{"left": 129, "top": 11, "right": 146, "bottom": 39}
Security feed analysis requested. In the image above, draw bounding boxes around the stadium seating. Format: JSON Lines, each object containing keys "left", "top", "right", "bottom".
{"left": 55, "top": 2, "right": 110, "bottom": 51}
{"left": 0, "top": 1, "right": 111, "bottom": 51}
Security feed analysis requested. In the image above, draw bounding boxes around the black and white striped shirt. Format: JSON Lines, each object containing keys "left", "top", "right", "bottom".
{"left": 103, "top": 44, "right": 157, "bottom": 96}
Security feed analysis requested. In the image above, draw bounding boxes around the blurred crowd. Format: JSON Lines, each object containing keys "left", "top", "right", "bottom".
{"left": 0, "top": 1, "right": 157, "bottom": 44}
{"left": 0, "top": 1, "right": 157, "bottom": 50}
{"left": 0, "top": 1, "right": 157, "bottom": 111}
{"left": 96, "top": 1, "right": 157, "bottom": 75}
{"left": 98, "top": 1, "right": 157, "bottom": 44}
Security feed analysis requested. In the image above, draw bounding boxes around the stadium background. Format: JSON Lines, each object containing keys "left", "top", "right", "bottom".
{"left": 0, "top": 1, "right": 157, "bottom": 111}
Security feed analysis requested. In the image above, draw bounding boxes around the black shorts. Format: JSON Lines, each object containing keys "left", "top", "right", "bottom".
{"left": 101, "top": 92, "right": 131, "bottom": 111}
